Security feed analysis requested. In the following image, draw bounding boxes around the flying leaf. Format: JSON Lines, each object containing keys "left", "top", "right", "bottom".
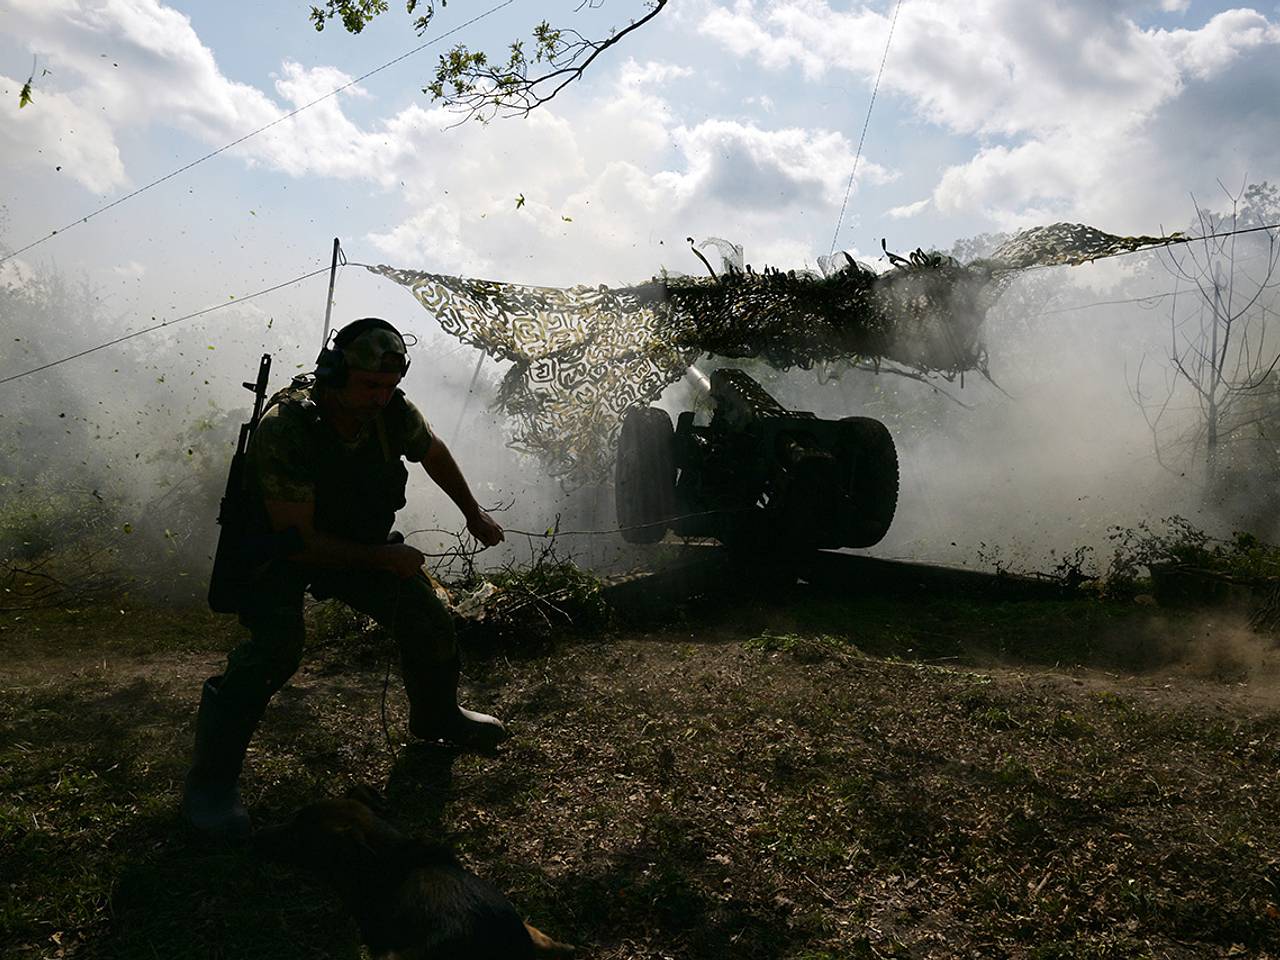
{"left": 515, "top": 193, "right": 525, "bottom": 209}
{"left": 18, "top": 80, "right": 33, "bottom": 109}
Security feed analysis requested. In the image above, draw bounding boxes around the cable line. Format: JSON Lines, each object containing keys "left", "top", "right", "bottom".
{"left": 0, "top": 0, "right": 516, "bottom": 267}
{"left": 0, "top": 265, "right": 331, "bottom": 386}
{"left": 830, "top": 0, "right": 906, "bottom": 256}
{"left": 1032, "top": 292, "right": 1177, "bottom": 317}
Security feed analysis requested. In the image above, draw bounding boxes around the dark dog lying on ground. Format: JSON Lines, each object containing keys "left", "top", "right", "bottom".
{"left": 254, "top": 794, "right": 575, "bottom": 959}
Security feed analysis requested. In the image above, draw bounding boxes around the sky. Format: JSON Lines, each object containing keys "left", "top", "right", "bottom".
{"left": 1, "top": 0, "right": 1279, "bottom": 566}
{"left": 3, "top": 1, "right": 1277, "bottom": 296}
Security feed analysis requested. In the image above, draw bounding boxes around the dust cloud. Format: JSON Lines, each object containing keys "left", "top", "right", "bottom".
{"left": 2, "top": 215, "right": 1277, "bottom": 602}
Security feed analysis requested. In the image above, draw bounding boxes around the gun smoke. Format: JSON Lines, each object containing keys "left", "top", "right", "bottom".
{"left": 1, "top": 215, "right": 1277, "bottom": 603}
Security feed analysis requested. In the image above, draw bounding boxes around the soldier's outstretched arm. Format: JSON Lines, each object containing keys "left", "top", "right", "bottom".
{"left": 421, "top": 439, "right": 504, "bottom": 547}
{"left": 264, "top": 498, "right": 425, "bottom": 579}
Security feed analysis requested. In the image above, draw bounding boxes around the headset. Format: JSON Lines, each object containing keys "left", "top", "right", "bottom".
{"left": 314, "top": 317, "right": 411, "bottom": 388}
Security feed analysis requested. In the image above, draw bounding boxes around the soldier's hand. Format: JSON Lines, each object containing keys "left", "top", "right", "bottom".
{"left": 381, "top": 542, "right": 428, "bottom": 579}
{"left": 467, "top": 510, "right": 505, "bottom": 547}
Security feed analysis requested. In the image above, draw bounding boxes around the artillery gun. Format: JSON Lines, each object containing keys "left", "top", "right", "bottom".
{"left": 615, "top": 368, "right": 898, "bottom": 550}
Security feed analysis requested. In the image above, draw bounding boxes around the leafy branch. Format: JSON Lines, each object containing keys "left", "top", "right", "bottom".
{"left": 308, "top": 1, "right": 668, "bottom": 122}
{"left": 427, "top": 1, "right": 667, "bottom": 122}
{"left": 18, "top": 55, "right": 37, "bottom": 109}
{"left": 310, "top": 0, "right": 444, "bottom": 36}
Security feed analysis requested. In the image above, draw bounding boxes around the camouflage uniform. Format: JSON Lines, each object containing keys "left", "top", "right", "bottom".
{"left": 212, "top": 376, "right": 455, "bottom": 719}
{"left": 185, "top": 324, "right": 494, "bottom": 840}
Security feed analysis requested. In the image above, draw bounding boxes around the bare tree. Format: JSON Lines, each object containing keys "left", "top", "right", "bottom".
{"left": 1130, "top": 181, "right": 1280, "bottom": 513}
{"left": 309, "top": 1, "right": 668, "bottom": 122}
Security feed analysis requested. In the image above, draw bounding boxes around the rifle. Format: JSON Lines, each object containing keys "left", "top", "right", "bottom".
{"left": 208, "top": 354, "right": 273, "bottom": 613}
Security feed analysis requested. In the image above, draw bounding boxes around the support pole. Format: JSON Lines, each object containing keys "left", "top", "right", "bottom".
{"left": 450, "top": 351, "right": 486, "bottom": 445}
{"left": 320, "top": 237, "right": 341, "bottom": 353}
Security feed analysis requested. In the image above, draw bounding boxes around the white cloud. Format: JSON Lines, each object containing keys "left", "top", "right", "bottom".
{"left": 886, "top": 197, "right": 931, "bottom": 219}
{"left": 0, "top": 0, "right": 282, "bottom": 190}
{"left": 360, "top": 57, "right": 893, "bottom": 282}
{"left": 1159, "top": 8, "right": 1280, "bottom": 79}
{"left": 699, "top": 1, "right": 1184, "bottom": 139}
{"left": 700, "top": 1, "right": 1280, "bottom": 231}
{"left": 672, "top": 119, "right": 892, "bottom": 212}
{"left": 111, "top": 258, "right": 145, "bottom": 278}
{"left": 616, "top": 59, "right": 695, "bottom": 88}
{"left": 0, "top": 0, "right": 894, "bottom": 285}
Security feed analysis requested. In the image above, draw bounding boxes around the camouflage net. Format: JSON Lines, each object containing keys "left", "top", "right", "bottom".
{"left": 367, "top": 223, "right": 1183, "bottom": 484}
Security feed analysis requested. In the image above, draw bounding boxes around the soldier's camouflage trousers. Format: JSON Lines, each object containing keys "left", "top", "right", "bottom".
{"left": 216, "top": 561, "right": 456, "bottom": 715}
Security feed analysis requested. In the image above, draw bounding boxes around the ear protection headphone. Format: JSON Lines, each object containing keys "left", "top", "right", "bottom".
{"left": 314, "top": 317, "right": 410, "bottom": 388}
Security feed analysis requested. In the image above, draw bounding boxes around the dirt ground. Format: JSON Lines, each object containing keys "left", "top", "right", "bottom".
{"left": 4, "top": 579, "right": 1280, "bottom": 959}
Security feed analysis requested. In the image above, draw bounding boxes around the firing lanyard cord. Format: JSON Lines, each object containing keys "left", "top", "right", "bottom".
{"left": 380, "top": 580, "right": 403, "bottom": 760}
{"left": 403, "top": 508, "right": 756, "bottom": 559}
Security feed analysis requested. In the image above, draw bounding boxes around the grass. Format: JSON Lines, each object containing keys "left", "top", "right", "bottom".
{"left": 3, "top": 579, "right": 1280, "bottom": 958}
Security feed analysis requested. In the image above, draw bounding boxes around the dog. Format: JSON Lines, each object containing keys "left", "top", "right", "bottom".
{"left": 254, "top": 794, "right": 575, "bottom": 959}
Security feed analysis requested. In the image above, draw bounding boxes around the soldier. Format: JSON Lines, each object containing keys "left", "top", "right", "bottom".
{"left": 184, "top": 317, "right": 507, "bottom": 840}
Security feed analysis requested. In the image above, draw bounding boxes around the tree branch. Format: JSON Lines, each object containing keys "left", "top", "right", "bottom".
{"left": 427, "top": 1, "right": 668, "bottom": 122}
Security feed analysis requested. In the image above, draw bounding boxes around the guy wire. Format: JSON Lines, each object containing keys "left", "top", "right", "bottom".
{"left": 830, "top": 0, "right": 906, "bottom": 257}
{"left": 0, "top": 264, "right": 333, "bottom": 386}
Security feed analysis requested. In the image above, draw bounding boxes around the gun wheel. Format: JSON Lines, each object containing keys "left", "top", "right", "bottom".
{"left": 835, "top": 417, "right": 899, "bottom": 548}
{"left": 616, "top": 406, "right": 677, "bottom": 544}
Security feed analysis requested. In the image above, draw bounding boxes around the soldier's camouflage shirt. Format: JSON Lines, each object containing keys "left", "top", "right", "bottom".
{"left": 248, "top": 382, "right": 434, "bottom": 505}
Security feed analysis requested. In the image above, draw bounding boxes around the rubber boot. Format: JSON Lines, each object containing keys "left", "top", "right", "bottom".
{"left": 404, "top": 656, "right": 510, "bottom": 751}
{"left": 182, "top": 676, "right": 261, "bottom": 841}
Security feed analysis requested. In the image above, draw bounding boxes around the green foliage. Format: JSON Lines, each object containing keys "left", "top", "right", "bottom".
{"left": 308, "top": 1, "right": 447, "bottom": 36}
{"left": 0, "top": 475, "right": 126, "bottom": 609}
{"left": 1104, "top": 516, "right": 1280, "bottom": 594}
{"left": 309, "top": 0, "right": 390, "bottom": 33}
{"left": 973, "top": 516, "right": 1280, "bottom": 598}
{"left": 0, "top": 475, "right": 115, "bottom": 561}
{"left": 140, "top": 407, "right": 239, "bottom": 570}
{"left": 663, "top": 250, "right": 992, "bottom": 379}
{"left": 745, "top": 631, "right": 847, "bottom": 663}
{"left": 306, "top": 598, "right": 383, "bottom": 661}
{"left": 483, "top": 554, "right": 609, "bottom": 637}
{"left": 313, "top": 1, "right": 665, "bottom": 122}
{"left": 17, "top": 56, "right": 38, "bottom": 109}
{"left": 531, "top": 20, "right": 564, "bottom": 61}
{"left": 424, "top": 42, "right": 487, "bottom": 100}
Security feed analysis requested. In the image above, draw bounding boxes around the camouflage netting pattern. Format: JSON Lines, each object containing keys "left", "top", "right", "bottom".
{"left": 367, "top": 223, "right": 1183, "bottom": 485}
